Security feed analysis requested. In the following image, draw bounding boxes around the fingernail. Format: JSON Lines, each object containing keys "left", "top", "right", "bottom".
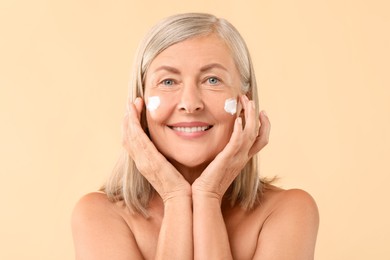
{"left": 262, "top": 110, "right": 267, "bottom": 117}
{"left": 236, "top": 117, "right": 242, "bottom": 125}
{"left": 134, "top": 98, "right": 140, "bottom": 105}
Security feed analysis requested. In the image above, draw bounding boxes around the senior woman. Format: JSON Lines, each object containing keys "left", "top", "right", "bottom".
{"left": 72, "top": 13, "right": 319, "bottom": 260}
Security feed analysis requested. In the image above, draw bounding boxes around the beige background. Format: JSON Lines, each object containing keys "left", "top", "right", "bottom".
{"left": 1, "top": 0, "right": 389, "bottom": 259}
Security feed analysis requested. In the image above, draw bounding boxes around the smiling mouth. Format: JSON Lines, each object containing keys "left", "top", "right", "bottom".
{"left": 169, "top": 125, "right": 213, "bottom": 133}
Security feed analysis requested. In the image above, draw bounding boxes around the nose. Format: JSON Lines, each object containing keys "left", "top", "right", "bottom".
{"left": 177, "top": 82, "right": 204, "bottom": 113}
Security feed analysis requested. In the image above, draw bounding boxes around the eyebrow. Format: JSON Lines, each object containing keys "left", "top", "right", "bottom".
{"left": 153, "top": 66, "right": 181, "bottom": 74}
{"left": 200, "top": 63, "right": 229, "bottom": 73}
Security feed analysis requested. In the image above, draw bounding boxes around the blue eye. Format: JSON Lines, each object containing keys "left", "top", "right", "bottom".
{"left": 208, "top": 77, "right": 219, "bottom": 85}
{"left": 162, "top": 79, "right": 174, "bottom": 86}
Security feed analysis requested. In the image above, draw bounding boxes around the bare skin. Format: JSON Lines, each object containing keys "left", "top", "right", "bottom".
{"left": 72, "top": 35, "right": 319, "bottom": 259}
{"left": 72, "top": 187, "right": 319, "bottom": 259}
{"left": 72, "top": 97, "right": 319, "bottom": 259}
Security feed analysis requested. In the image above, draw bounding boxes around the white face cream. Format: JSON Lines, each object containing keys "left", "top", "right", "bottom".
{"left": 146, "top": 96, "right": 161, "bottom": 111}
{"left": 224, "top": 98, "right": 237, "bottom": 115}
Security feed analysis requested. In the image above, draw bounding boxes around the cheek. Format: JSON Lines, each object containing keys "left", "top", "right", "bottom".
{"left": 146, "top": 96, "right": 161, "bottom": 111}
{"left": 206, "top": 97, "right": 238, "bottom": 136}
{"left": 224, "top": 98, "right": 238, "bottom": 115}
{"left": 145, "top": 95, "right": 173, "bottom": 125}
{"left": 208, "top": 95, "right": 239, "bottom": 118}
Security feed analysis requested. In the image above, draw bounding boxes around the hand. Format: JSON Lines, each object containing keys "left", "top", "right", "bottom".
{"left": 192, "top": 95, "right": 271, "bottom": 202}
{"left": 122, "top": 97, "right": 191, "bottom": 202}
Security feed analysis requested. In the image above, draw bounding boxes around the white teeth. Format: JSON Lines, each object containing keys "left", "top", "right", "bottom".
{"left": 172, "top": 126, "right": 209, "bottom": 133}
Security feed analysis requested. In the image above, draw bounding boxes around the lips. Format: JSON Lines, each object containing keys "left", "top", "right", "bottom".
{"left": 171, "top": 126, "right": 211, "bottom": 133}
{"left": 168, "top": 122, "right": 213, "bottom": 133}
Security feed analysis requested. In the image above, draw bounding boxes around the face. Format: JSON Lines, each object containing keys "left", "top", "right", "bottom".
{"left": 144, "top": 34, "right": 242, "bottom": 171}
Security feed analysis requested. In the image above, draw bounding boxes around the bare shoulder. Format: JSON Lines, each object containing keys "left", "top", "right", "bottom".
{"left": 71, "top": 192, "right": 143, "bottom": 259}
{"left": 71, "top": 192, "right": 122, "bottom": 227}
{"left": 265, "top": 187, "right": 318, "bottom": 215}
{"left": 72, "top": 191, "right": 114, "bottom": 213}
{"left": 252, "top": 187, "right": 319, "bottom": 259}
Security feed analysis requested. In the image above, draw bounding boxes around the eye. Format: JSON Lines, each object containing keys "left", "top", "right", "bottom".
{"left": 207, "top": 77, "right": 220, "bottom": 85}
{"left": 161, "top": 79, "right": 175, "bottom": 86}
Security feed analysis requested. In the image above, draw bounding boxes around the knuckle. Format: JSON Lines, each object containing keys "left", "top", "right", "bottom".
{"left": 261, "top": 138, "right": 269, "bottom": 147}
{"left": 248, "top": 131, "right": 257, "bottom": 143}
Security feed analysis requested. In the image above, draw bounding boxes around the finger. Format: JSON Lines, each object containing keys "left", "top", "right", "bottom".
{"left": 230, "top": 116, "right": 244, "bottom": 146}
{"left": 197, "top": 117, "right": 244, "bottom": 189}
{"left": 249, "top": 110, "right": 271, "bottom": 157}
{"left": 122, "top": 101, "right": 138, "bottom": 137}
{"left": 215, "top": 116, "right": 243, "bottom": 159}
{"left": 127, "top": 97, "right": 143, "bottom": 120}
{"left": 219, "top": 95, "right": 257, "bottom": 158}
{"left": 258, "top": 110, "right": 271, "bottom": 141}
{"left": 122, "top": 102, "right": 145, "bottom": 153}
{"left": 240, "top": 95, "right": 259, "bottom": 145}
{"left": 134, "top": 97, "right": 144, "bottom": 120}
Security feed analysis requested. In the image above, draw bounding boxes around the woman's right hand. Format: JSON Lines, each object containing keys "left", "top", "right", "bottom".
{"left": 122, "top": 97, "right": 191, "bottom": 202}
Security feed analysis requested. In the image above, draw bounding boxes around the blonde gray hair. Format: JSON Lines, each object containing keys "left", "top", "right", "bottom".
{"left": 102, "top": 13, "right": 265, "bottom": 217}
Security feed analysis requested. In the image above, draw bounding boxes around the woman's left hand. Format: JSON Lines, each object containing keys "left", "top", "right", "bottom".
{"left": 192, "top": 95, "right": 271, "bottom": 202}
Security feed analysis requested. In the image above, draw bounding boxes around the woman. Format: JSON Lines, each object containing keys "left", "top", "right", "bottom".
{"left": 72, "top": 13, "right": 319, "bottom": 259}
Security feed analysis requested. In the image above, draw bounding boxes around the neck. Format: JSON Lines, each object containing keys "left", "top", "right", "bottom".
{"left": 170, "top": 160, "right": 209, "bottom": 184}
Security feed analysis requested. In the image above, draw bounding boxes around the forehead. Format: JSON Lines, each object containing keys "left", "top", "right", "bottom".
{"left": 147, "top": 34, "right": 237, "bottom": 72}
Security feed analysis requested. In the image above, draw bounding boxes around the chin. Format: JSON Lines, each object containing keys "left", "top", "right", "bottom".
{"left": 168, "top": 155, "right": 213, "bottom": 171}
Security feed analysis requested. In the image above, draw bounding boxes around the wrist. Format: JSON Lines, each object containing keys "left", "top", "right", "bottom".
{"left": 192, "top": 189, "right": 223, "bottom": 205}
{"left": 162, "top": 189, "right": 192, "bottom": 204}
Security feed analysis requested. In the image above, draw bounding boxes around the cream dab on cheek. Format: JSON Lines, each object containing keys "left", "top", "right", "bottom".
{"left": 224, "top": 98, "right": 237, "bottom": 115}
{"left": 146, "top": 96, "right": 161, "bottom": 111}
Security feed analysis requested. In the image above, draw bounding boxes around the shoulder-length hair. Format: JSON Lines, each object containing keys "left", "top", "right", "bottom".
{"left": 101, "top": 13, "right": 267, "bottom": 217}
